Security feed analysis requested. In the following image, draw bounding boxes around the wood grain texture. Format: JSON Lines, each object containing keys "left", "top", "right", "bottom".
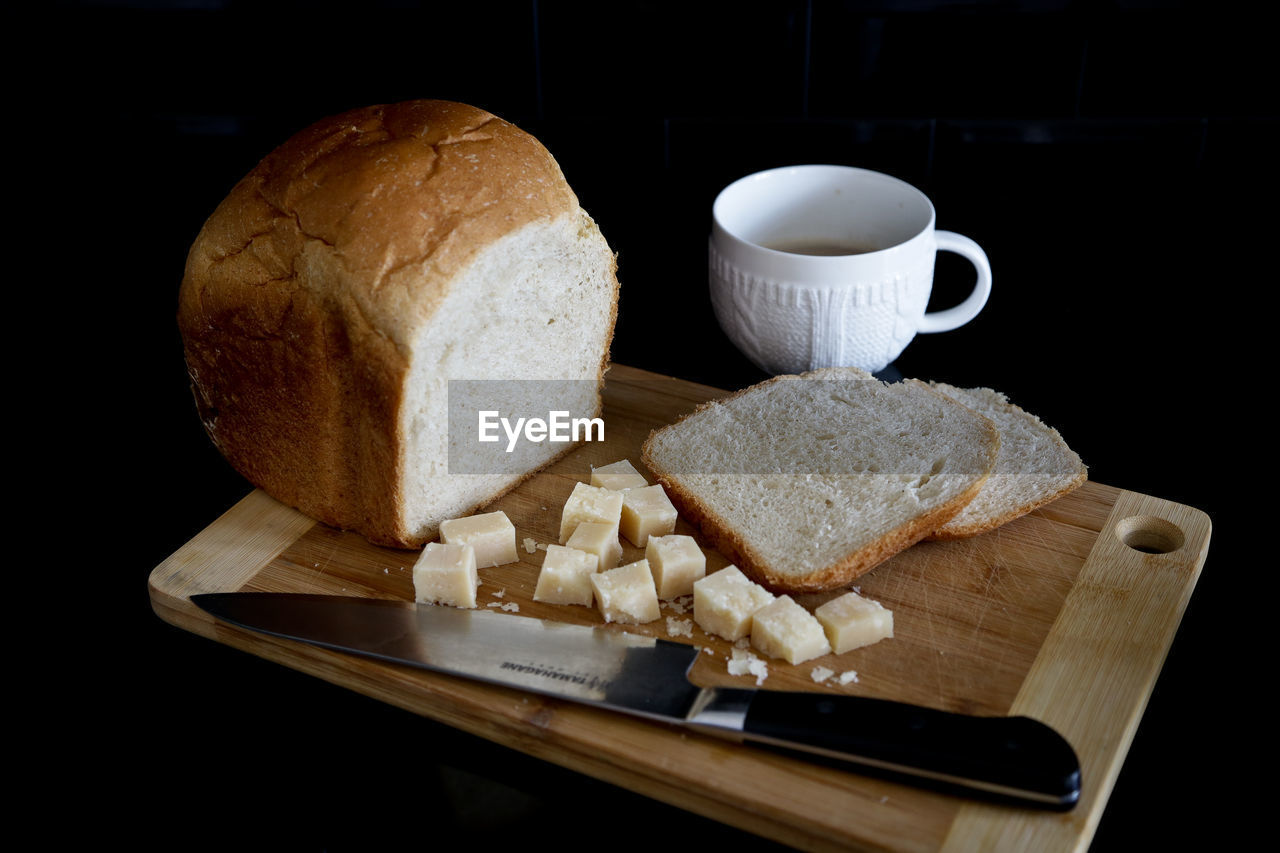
{"left": 149, "top": 364, "right": 1211, "bottom": 851}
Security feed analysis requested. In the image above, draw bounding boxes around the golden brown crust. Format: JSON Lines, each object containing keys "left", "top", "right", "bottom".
{"left": 178, "top": 100, "right": 586, "bottom": 547}
{"left": 923, "top": 383, "right": 1088, "bottom": 541}
{"left": 925, "top": 469, "right": 1087, "bottom": 541}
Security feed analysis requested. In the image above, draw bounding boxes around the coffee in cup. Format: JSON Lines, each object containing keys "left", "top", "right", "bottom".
{"left": 709, "top": 165, "right": 991, "bottom": 374}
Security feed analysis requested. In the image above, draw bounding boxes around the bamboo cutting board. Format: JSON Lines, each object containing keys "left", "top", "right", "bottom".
{"left": 148, "top": 364, "right": 1211, "bottom": 852}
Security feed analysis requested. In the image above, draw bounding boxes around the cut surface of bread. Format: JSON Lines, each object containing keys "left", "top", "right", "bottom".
{"left": 178, "top": 100, "right": 619, "bottom": 547}
{"left": 641, "top": 368, "right": 1000, "bottom": 593}
{"left": 925, "top": 384, "right": 1087, "bottom": 540}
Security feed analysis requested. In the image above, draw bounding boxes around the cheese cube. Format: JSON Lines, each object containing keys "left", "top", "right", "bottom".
{"left": 751, "top": 595, "right": 832, "bottom": 665}
{"left": 559, "top": 482, "right": 624, "bottom": 543}
{"left": 412, "top": 542, "right": 479, "bottom": 609}
{"left": 565, "top": 521, "right": 623, "bottom": 572}
{"left": 619, "top": 484, "right": 678, "bottom": 547}
{"left": 693, "top": 565, "right": 775, "bottom": 641}
{"left": 590, "top": 559, "right": 661, "bottom": 625}
{"left": 814, "top": 591, "right": 894, "bottom": 654}
{"left": 590, "top": 459, "right": 648, "bottom": 491}
{"left": 439, "top": 510, "right": 518, "bottom": 568}
{"left": 644, "top": 534, "right": 706, "bottom": 599}
{"left": 533, "top": 545, "right": 600, "bottom": 607}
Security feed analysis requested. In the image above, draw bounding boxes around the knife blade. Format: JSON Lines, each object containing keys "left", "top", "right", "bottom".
{"left": 191, "top": 592, "right": 1080, "bottom": 808}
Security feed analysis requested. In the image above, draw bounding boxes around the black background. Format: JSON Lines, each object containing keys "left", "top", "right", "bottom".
{"left": 51, "top": 0, "right": 1269, "bottom": 849}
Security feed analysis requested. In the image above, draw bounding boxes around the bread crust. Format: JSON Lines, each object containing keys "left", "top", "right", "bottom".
{"left": 924, "top": 384, "right": 1088, "bottom": 540}
{"left": 641, "top": 370, "right": 999, "bottom": 593}
{"left": 178, "top": 100, "right": 595, "bottom": 547}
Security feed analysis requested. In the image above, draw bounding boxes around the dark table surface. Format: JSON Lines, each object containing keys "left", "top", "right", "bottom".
{"left": 47, "top": 1, "right": 1268, "bottom": 849}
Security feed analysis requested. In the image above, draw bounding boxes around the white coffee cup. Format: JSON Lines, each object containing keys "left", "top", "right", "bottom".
{"left": 709, "top": 165, "right": 991, "bottom": 374}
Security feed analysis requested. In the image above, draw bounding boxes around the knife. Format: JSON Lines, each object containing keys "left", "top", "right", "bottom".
{"left": 191, "top": 592, "right": 1080, "bottom": 808}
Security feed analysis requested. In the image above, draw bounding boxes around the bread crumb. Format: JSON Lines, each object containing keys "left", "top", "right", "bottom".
{"left": 666, "top": 616, "right": 693, "bottom": 638}
{"left": 810, "top": 666, "right": 835, "bottom": 683}
{"left": 523, "top": 537, "right": 537, "bottom": 554}
{"left": 728, "top": 647, "right": 768, "bottom": 685}
{"left": 838, "top": 670, "right": 859, "bottom": 685}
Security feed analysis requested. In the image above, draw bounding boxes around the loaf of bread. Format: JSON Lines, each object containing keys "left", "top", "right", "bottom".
{"left": 641, "top": 368, "right": 1000, "bottom": 593}
{"left": 178, "top": 100, "right": 619, "bottom": 547}
{"left": 925, "top": 384, "right": 1087, "bottom": 539}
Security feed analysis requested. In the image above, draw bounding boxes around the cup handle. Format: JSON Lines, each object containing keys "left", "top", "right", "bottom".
{"left": 918, "top": 231, "right": 992, "bottom": 333}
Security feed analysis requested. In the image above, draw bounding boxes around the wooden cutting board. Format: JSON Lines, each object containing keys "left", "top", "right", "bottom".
{"left": 148, "top": 364, "right": 1211, "bottom": 852}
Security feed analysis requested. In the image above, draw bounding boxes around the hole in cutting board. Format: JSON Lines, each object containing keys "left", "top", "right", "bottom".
{"left": 1114, "top": 515, "right": 1185, "bottom": 554}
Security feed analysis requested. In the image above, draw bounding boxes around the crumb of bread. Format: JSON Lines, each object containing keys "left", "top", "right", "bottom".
{"left": 523, "top": 537, "right": 537, "bottom": 554}
{"left": 810, "top": 666, "right": 835, "bottom": 683}
{"left": 838, "top": 670, "right": 859, "bottom": 685}
{"left": 666, "top": 616, "right": 693, "bottom": 638}
{"left": 728, "top": 647, "right": 768, "bottom": 685}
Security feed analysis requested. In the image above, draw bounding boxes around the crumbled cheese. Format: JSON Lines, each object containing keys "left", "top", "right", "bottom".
{"left": 728, "top": 647, "right": 768, "bottom": 685}
{"left": 838, "top": 671, "right": 859, "bottom": 685}
{"left": 523, "top": 537, "right": 538, "bottom": 554}
{"left": 666, "top": 616, "right": 693, "bottom": 638}
{"left": 491, "top": 588, "right": 505, "bottom": 598}
{"left": 501, "top": 602, "right": 520, "bottom": 613}
{"left": 810, "top": 666, "right": 835, "bottom": 683}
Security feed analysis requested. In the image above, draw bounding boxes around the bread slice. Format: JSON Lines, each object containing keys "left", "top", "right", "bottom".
{"left": 925, "top": 384, "right": 1087, "bottom": 540}
{"left": 641, "top": 368, "right": 1000, "bottom": 593}
{"left": 178, "top": 100, "right": 619, "bottom": 547}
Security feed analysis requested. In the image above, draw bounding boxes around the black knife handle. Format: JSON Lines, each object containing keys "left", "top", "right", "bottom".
{"left": 739, "top": 690, "right": 1080, "bottom": 809}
